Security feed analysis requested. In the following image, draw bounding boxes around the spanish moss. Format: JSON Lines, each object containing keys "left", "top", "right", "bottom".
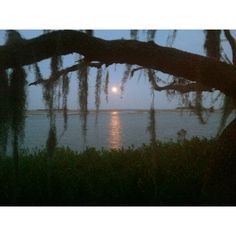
{"left": 43, "top": 81, "right": 56, "bottom": 121}
{"left": 77, "top": 62, "right": 89, "bottom": 140}
{"left": 168, "top": 76, "right": 190, "bottom": 104}
{"left": 33, "top": 63, "right": 43, "bottom": 81}
{"left": 9, "top": 67, "right": 27, "bottom": 141}
{"left": 147, "top": 72, "right": 157, "bottom": 145}
{"left": 78, "top": 63, "right": 88, "bottom": 114}
{"left": 62, "top": 74, "right": 69, "bottom": 130}
{"left": 51, "top": 56, "right": 61, "bottom": 78}
{"left": 95, "top": 68, "right": 102, "bottom": 112}
{"left": 147, "top": 30, "right": 156, "bottom": 41}
{"left": 0, "top": 70, "right": 9, "bottom": 156}
{"left": 120, "top": 64, "right": 132, "bottom": 95}
{"left": 9, "top": 66, "right": 27, "bottom": 168}
{"left": 195, "top": 91, "right": 206, "bottom": 124}
{"left": 43, "top": 80, "right": 57, "bottom": 157}
{"left": 104, "top": 71, "right": 109, "bottom": 103}
{"left": 57, "top": 81, "right": 62, "bottom": 110}
{"left": 204, "top": 30, "right": 221, "bottom": 60}
{"left": 46, "top": 124, "right": 57, "bottom": 157}
{"left": 166, "top": 30, "right": 177, "bottom": 47}
{"left": 188, "top": 91, "right": 210, "bottom": 125}
{"left": 42, "top": 54, "right": 63, "bottom": 156}
{"left": 147, "top": 94, "right": 156, "bottom": 145}
{"left": 130, "top": 30, "right": 139, "bottom": 40}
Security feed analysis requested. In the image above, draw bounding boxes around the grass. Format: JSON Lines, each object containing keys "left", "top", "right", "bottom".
{"left": 0, "top": 138, "right": 219, "bottom": 205}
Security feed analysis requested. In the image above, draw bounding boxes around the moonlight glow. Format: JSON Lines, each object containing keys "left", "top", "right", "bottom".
{"left": 111, "top": 87, "right": 118, "bottom": 93}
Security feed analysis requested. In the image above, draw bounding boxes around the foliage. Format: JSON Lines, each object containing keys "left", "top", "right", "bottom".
{"left": 0, "top": 138, "right": 217, "bottom": 206}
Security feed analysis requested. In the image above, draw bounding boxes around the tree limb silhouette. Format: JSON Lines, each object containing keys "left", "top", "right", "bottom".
{"left": 28, "top": 61, "right": 103, "bottom": 86}
{"left": 1, "top": 30, "right": 236, "bottom": 97}
{"left": 152, "top": 81, "right": 212, "bottom": 93}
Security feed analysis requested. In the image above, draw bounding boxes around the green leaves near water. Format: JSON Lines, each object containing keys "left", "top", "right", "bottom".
{"left": 0, "top": 138, "right": 215, "bottom": 205}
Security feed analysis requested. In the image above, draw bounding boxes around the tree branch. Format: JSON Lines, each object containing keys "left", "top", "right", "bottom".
{"left": 148, "top": 70, "right": 212, "bottom": 93}
{"left": 1, "top": 30, "right": 236, "bottom": 97}
{"left": 130, "top": 67, "right": 145, "bottom": 77}
{"left": 154, "top": 82, "right": 213, "bottom": 93}
{"left": 28, "top": 61, "right": 103, "bottom": 86}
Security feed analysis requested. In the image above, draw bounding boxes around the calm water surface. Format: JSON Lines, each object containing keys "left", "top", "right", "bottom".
{"left": 16, "top": 110, "right": 234, "bottom": 152}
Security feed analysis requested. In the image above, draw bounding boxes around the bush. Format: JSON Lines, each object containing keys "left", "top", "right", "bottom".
{"left": 0, "top": 138, "right": 216, "bottom": 206}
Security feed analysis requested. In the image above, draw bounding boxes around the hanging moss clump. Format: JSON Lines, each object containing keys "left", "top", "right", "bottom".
{"left": 9, "top": 66, "right": 27, "bottom": 171}
{"left": 95, "top": 68, "right": 102, "bottom": 112}
{"left": 77, "top": 62, "right": 89, "bottom": 142}
{"left": 204, "top": 30, "right": 221, "bottom": 60}
{"left": 104, "top": 71, "right": 109, "bottom": 103}
{"left": 0, "top": 70, "right": 10, "bottom": 156}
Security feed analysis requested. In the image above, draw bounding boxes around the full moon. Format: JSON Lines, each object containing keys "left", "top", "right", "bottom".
{"left": 111, "top": 87, "right": 118, "bottom": 93}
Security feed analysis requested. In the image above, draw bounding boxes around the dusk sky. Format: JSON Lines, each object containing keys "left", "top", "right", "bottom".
{"left": 0, "top": 30, "right": 233, "bottom": 110}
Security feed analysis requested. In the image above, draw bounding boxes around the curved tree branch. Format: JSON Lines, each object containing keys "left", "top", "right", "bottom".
{"left": 153, "top": 82, "right": 212, "bottom": 93}
{"left": 1, "top": 30, "right": 236, "bottom": 97}
{"left": 147, "top": 69, "right": 212, "bottom": 93}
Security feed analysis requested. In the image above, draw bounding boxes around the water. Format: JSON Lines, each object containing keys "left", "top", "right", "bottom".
{"left": 9, "top": 110, "right": 234, "bottom": 152}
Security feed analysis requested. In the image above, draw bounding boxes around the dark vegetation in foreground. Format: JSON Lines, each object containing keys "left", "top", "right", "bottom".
{"left": 0, "top": 138, "right": 235, "bottom": 206}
